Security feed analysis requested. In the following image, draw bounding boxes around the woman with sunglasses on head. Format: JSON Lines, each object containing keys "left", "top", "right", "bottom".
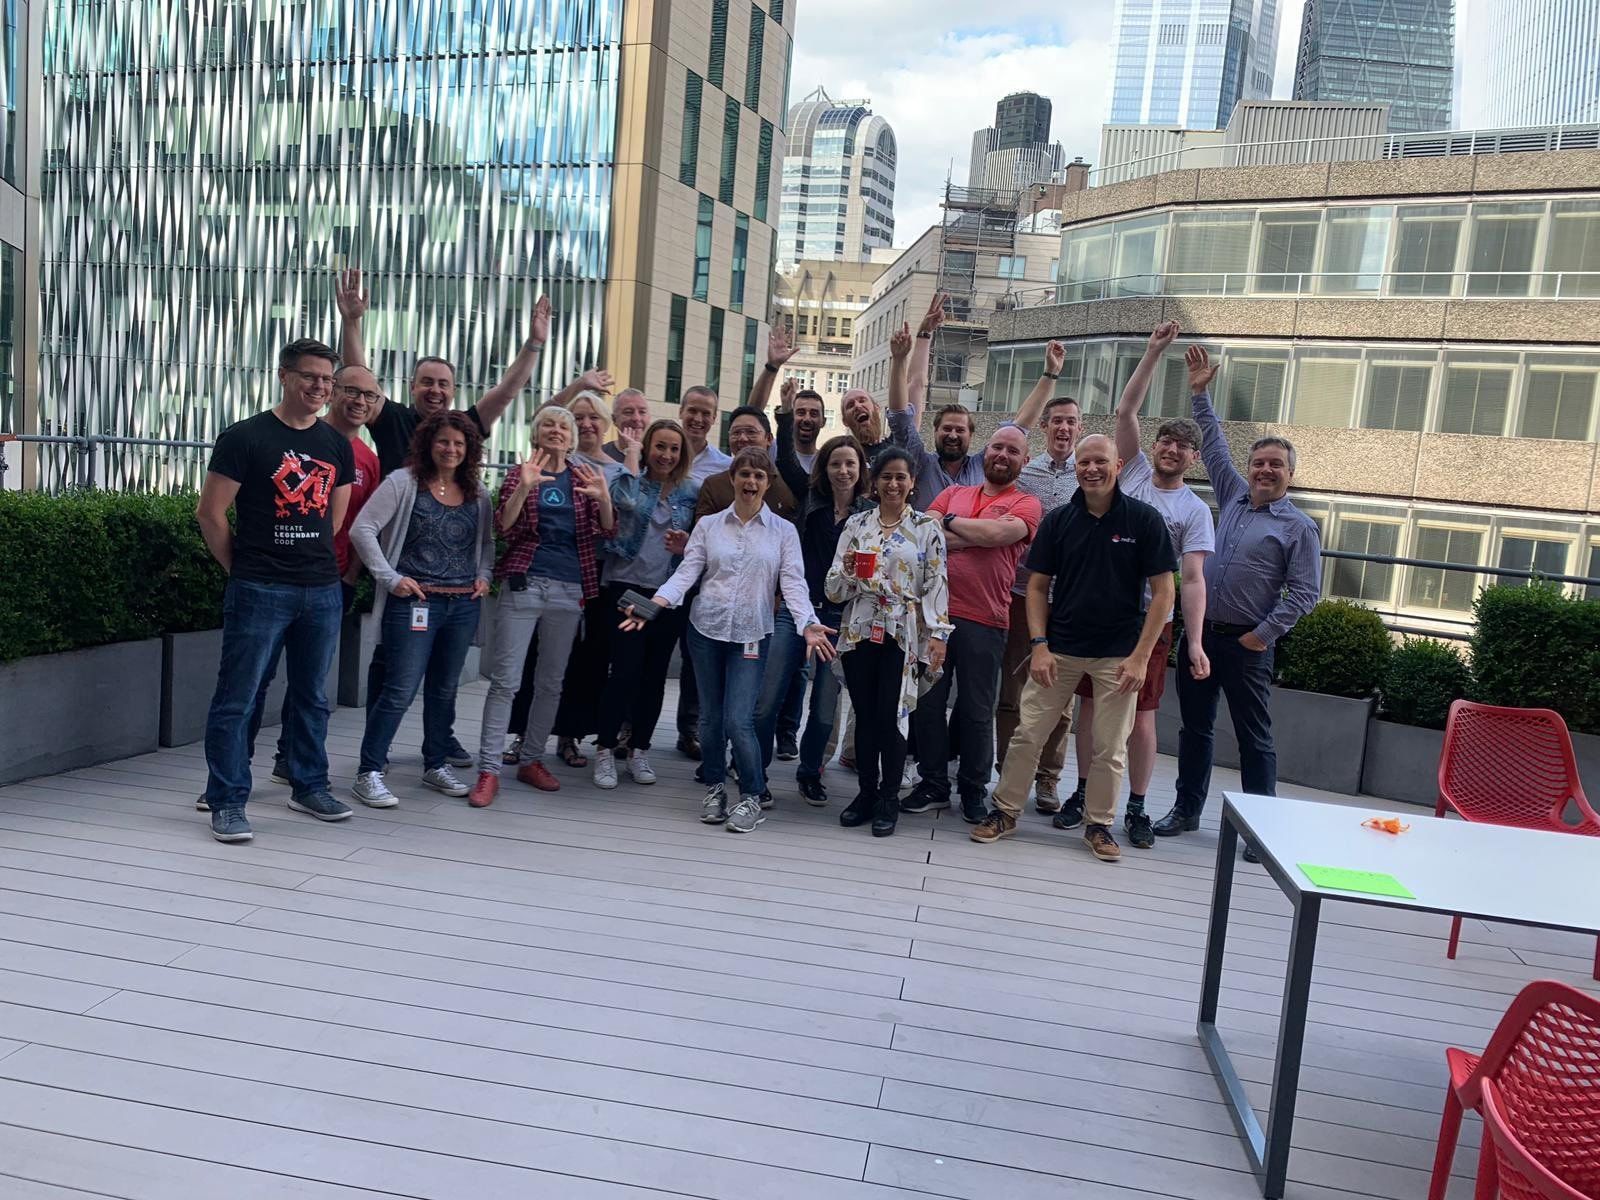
{"left": 620, "top": 448, "right": 835, "bottom": 834}
{"left": 471, "top": 404, "right": 615, "bottom": 808}
{"left": 591, "top": 419, "right": 700, "bottom": 790}
{"left": 824, "top": 447, "right": 951, "bottom": 837}
{"left": 349, "top": 410, "right": 496, "bottom": 807}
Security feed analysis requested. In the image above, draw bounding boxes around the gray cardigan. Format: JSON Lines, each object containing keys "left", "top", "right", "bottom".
{"left": 349, "top": 468, "right": 495, "bottom": 621}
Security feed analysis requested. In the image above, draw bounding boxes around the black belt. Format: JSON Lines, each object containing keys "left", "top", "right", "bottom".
{"left": 1203, "top": 620, "right": 1255, "bottom": 636}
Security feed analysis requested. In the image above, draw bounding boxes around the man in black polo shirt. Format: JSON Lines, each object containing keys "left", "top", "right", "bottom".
{"left": 972, "top": 434, "right": 1177, "bottom": 861}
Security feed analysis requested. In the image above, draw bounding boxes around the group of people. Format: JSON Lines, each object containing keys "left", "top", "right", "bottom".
{"left": 196, "top": 279, "right": 1322, "bottom": 863}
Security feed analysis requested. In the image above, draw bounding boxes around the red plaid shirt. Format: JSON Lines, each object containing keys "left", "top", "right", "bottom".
{"left": 494, "top": 466, "right": 609, "bottom": 600}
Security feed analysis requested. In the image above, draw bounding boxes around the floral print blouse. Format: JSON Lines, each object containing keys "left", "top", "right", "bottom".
{"left": 824, "top": 508, "right": 953, "bottom": 734}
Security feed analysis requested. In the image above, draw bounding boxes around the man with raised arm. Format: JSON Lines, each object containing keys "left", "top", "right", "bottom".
{"left": 1153, "top": 346, "right": 1322, "bottom": 855}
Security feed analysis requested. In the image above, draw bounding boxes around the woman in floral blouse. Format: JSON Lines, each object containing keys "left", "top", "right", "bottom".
{"left": 824, "top": 447, "right": 951, "bottom": 836}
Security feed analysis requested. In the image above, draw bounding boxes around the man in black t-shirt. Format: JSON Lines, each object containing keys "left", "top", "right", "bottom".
{"left": 972, "top": 434, "right": 1178, "bottom": 862}
{"left": 195, "top": 339, "right": 356, "bottom": 844}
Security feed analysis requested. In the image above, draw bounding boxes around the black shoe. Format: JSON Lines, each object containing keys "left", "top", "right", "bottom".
{"left": 872, "top": 803, "right": 898, "bottom": 838}
{"left": 798, "top": 777, "right": 828, "bottom": 807}
{"left": 1051, "top": 796, "right": 1085, "bottom": 831}
{"left": 1153, "top": 807, "right": 1201, "bottom": 837}
{"left": 269, "top": 754, "right": 291, "bottom": 786}
{"left": 287, "top": 791, "right": 353, "bottom": 822}
{"left": 960, "top": 796, "right": 989, "bottom": 824}
{"left": 899, "top": 785, "right": 949, "bottom": 814}
{"left": 758, "top": 789, "right": 775, "bottom": 811}
{"left": 677, "top": 734, "right": 702, "bottom": 761}
{"left": 776, "top": 733, "right": 799, "bottom": 762}
{"left": 1242, "top": 844, "right": 1261, "bottom": 864}
{"left": 1124, "top": 810, "right": 1155, "bottom": 849}
{"left": 840, "top": 794, "right": 874, "bottom": 827}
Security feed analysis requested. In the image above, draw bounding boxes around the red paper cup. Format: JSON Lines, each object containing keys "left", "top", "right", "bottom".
{"left": 853, "top": 551, "right": 878, "bottom": 580}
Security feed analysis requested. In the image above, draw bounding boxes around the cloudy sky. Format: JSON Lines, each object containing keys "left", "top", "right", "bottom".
{"left": 788, "top": 1, "right": 1306, "bottom": 244}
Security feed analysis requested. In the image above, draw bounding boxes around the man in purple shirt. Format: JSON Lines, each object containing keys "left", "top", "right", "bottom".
{"left": 1154, "top": 346, "right": 1322, "bottom": 855}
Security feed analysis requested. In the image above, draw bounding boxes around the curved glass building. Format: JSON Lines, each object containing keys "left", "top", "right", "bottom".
{"left": 778, "top": 88, "right": 895, "bottom": 269}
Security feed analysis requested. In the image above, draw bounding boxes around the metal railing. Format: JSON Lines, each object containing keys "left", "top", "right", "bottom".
{"left": 1051, "top": 269, "right": 1600, "bottom": 304}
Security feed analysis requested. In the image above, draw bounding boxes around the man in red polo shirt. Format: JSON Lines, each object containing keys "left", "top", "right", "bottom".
{"left": 903, "top": 424, "right": 1042, "bottom": 824}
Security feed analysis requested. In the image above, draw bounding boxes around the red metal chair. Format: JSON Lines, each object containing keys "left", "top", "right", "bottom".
{"left": 1478, "top": 1079, "right": 1597, "bottom": 1199}
{"left": 1435, "top": 700, "right": 1600, "bottom": 978}
{"left": 1427, "top": 980, "right": 1600, "bottom": 1200}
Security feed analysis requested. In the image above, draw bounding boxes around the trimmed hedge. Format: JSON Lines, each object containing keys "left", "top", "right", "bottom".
{"left": 1378, "top": 637, "right": 1471, "bottom": 730}
{"left": 1471, "top": 582, "right": 1600, "bottom": 735}
{"left": 1275, "top": 599, "right": 1391, "bottom": 699}
{"left": 0, "top": 490, "right": 225, "bottom": 663}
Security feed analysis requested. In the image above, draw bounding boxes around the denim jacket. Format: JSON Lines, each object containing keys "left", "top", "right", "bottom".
{"left": 605, "top": 472, "right": 701, "bottom": 562}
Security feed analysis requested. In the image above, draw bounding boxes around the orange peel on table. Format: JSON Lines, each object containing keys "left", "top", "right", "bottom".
{"left": 1362, "top": 816, "right": 1411, "bottom": 835}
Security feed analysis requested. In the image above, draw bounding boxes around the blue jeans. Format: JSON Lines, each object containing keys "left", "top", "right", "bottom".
{"left": 754, "top": 605, "right": 807, "bottom": 771}
{"left": 688, "top": 624, "right": 769, "bottom": 797}
{"left": 359, "top": 594, "right": 481, "bottom": 774}
{"left": 1174, "top": 627, "right": 1277, "bottom": 817}
{"left": 204, "top": 578, "right": 343, "bottom": 811}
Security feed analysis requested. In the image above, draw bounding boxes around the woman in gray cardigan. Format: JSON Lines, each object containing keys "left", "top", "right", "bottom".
{"left": 349, "top": 411, "right": 495, "bottom": 807}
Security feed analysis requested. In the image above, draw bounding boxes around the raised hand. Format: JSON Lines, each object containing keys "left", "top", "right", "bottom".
{"left": 1044, "top": 339, "right": 1065, "bottom": 376}
{"left": 518, "top": 448, "right": 555, "bottom": 490}
{"left": 335, "top": 269, "right": 368, "bottom": 321}
{"left": 578, "top": 368, "right": 614, "bottom": 395}
{"left": 391, "top": 576, "right": 424, "bottom": 600}
{"left": 1185, "top": 345, "right": 1219, "bottom": 394}
{"left": 889, "top": 323, "right": 912, "bottom": 362}
{"left": 918, "top": 291, "right": 947, "bottom": 337}
{"left": 767, "top": 322, "right": 798, "bottom": 368}
{"left": 1149, "top": 319, "right": 1181, "bottom": 354}
{"left": 616, "top": 425, "right": 642, "bottom": 462}
{"left": 571, "top": 461, "right": 608, "bottom": 501}
{"left": 530, "top": 295, "right": 552, "bottom": 346}
{"left": 778, "top": 377, "right": 798, "bottom": 411}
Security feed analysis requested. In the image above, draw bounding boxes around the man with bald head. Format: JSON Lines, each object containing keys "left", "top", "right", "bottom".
{"left": 973, "top": 433, "right": 1177, "bottom": 861}
{"left": 903, "top": 424, "right": 1043, "bottom": 824}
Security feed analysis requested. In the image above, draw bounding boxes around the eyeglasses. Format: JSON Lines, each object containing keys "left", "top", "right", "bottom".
{"left": 286, "top": 369, "right": 335, "bottom": 391}
{"left": 336, "top": 385, "right": 384, "bottom": 403}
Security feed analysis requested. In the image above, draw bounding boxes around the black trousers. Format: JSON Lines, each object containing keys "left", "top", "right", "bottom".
{"left": 594, "top": 583, "right": 686, "bottom": 753}
{"left": 842, "top": 640, "right": 908, "bottom": 807}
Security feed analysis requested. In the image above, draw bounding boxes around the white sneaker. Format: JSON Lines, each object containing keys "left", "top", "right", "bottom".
{"left": 901, "top": 760, "right": 919, "bottom": 791}
{"left": 593, "top": 748, "right": 618, "bottom": 790}
{"left": 422, "top": 765, "right": 470, "bottom": 798}
{"left": 353, "top": 770, "right": 400, "bottom": 808}
{"left": 627, "top": 750, "right": 657, "bottom": 785}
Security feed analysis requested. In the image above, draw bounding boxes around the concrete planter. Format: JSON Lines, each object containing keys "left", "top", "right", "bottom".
{"left": 1359, "top": 718, "right": 1444, "bottom": 808}
{"left": 161, "top": 627, "right": 339, "bottom": 747}
{"left": 0, "top": 639, "right": 163, "bottom": 785}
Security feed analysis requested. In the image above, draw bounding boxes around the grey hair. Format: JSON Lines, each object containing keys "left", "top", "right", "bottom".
{"left": 567, "top": 390, "right": 612, "bottom": 430}
{"left": 1249, "top": 434, "right": 1296, "bottom": 473}
{"left": 612, "top": 387, "right": 648, "bottom": 419}
{"left": 532, "top": 403, "right": 579, "bottom": 444}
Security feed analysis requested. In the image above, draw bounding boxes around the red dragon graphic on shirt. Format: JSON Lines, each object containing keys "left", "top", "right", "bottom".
{"left": 270, "top": 451, "right": 338, "bottom": 518}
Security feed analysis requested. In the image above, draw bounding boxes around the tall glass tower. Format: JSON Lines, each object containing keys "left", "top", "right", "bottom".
{"left": 1457, "top": 0, "right": 1600, "bottom": 129}
{"left": 1107, "top": 0, "right": 1280, "bottom": 130}
{"left": 1293, "top": 0, "right": 1454, "bottom": 133}
{"left": 779, "top": 90, "right": 896, "bottom": 269}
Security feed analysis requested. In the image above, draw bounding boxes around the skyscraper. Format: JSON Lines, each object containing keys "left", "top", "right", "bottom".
{"left": 1457, "top": 0, "right": 1600, "bottom": 128}
{"left": 778, "top": 89, "right": 897, "bottom": 269}
{"left": 994, "top": 92, "right": 1053, "bottom": 150}
{"left": 1293, "top": 0, "right": 1454, "bottom": 133}
{"left": 40, "top": 0, "right": 791, "bottom": 488}
{"left": 968, "top": 92, "right": 1064, "bottom": 190}
{"left": 1107, "top": 0, "right": 1280, "bottom": 130}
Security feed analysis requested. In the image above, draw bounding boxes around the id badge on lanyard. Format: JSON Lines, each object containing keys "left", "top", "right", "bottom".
{"left": 411, "top": 604, "right": 430, "bottom": 632}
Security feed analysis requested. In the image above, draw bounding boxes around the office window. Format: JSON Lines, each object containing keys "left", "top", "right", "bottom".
{"left": 679, "top": 73, "right": 703, "bottom": 187}
{"left": 753, "top": 120, "right": 773, "bottom": 221}
{"left": 693, "top": 195, "right": 714, "bottom": 302}
{"left": 1467, "top": 202, "right": 1542, "bottom": 296}
{"left": 1168, "top": 210, "right": 1253, "bottom": 294}
{"left": 744, "top": 5, "right": 764, "bottom": 109}
{"left": 707, "top": 0, "right": 728, "bottom": 86}
{"left": 1520, "top": 358, "right": 1598, "bottom": 440}
{"left": 1219, "top": 348, "right": 1289, "bottom": 422}
{"left": 729, "top": 214, "right": 749, "bottom": 312}
{"left": 1438, "top": 354, "right": 1514, "bottom": 436}
{"left": 1391, "top": 205, "right": 1464, "bottom": 296}
{"left": 1320, "top": 206, "right": 1393, "bottom": 294}
{"left": 1254, "top": 209, "right": 1319, "bottom": 293}
{"left": 996, "top": 255, "right": 1027, "bottom": 280}
{"left": 840, "top": 317, "right": 851, "bottom": 337}
{"left": 1048, "top": 259, "right": 1059, "bottom": 283}
{"left": 1061, "top": 225, "right": 1112, "bottom": 301}
{"left": 1111, "top": 214, "right": 1166, "bottom": 295}
{"left": 1330, "top": 517, "right": 1401, "bottom": 604}
{"left": 1408, "top": 524, "right": 1482, "bottom": 613}
{"left": 1291, "top": 350, "right": 1361, "bottom": 428}
{"left": 1544, "top": 200, "right": 1600, "bottom": 297}
{"left": 666, "top": 295, "right": 687, "bottom": 404}
{"left": 770, "top": 0, "right": 784, "bottom": 23}
{"left": 1497, "top": 535, "right": 1570, "bottom": 586}
{"left": 825, "top": 316, "right": 838, "bottom": 337}
{"left": 718, "top": 98, "right": 741, "bottom": 205}
{"left": 1586, "top": 542, "right": 1600, "bottom": 601}
{"left": 706, "top": 307, "right": 725, "bottom": 395}
{"left": 1362, "top": 352, "right": 1433, "bottom": 431}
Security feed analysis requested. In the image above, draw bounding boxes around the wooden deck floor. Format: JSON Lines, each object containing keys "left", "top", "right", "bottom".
{"left": 0, "top": 679, "right": 1594, "bottom": 1199}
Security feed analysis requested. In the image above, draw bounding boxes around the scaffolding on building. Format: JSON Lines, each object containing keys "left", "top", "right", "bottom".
{"left": 930, "top": 181, "right": 1021, "bottom": 410}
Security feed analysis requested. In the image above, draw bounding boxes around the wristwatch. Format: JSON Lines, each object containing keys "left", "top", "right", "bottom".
{"left": 1030, "top": 636, "right": 1049, "bottom": 646}
{"left": 763, "top": 362, "right": 779, "bottom": 374}
{"left": 1042, "top": 371, "right": 1059, "bottom": 379}
{"left": 942, "top": 512, "right": 957, "bottom": 529}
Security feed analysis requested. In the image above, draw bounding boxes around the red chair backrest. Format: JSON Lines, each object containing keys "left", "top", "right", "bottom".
{"left": 1438, "top": 700, "right": 1597, "bottom": 834}
{"left": 1481, "top": 1080, "right": 1594, "bottom": 1200}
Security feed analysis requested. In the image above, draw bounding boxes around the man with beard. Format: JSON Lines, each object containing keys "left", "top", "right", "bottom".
{"left": 902, "top": 425, "right": 1042, "bottom": 824}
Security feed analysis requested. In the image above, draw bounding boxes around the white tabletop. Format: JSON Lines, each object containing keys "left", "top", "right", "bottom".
{"left": 1224, "top": 792, "right": 1600, "bottom": 935}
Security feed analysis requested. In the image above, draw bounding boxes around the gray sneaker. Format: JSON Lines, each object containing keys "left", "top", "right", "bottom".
{"left": 422, "top": 765, "right": 470, "bottom": 798}
{"left": 725, "top": 795, "right": 766, "bottom": 834}
{"left": 700, "top": 783, "right": 728, "bottom": 825}
{"left": 353, "top": 770, "right": 400, "bottom": 808}
{"left": 288, "top": 791, "right": 353, "bottom": 822}
{"left": 210, "top": 808, "right": 253, "bottom": 843}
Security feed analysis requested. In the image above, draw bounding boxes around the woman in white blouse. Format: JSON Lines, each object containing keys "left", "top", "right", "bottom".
{"left": 623, "top": 448, "right": 835, "bottom": 833}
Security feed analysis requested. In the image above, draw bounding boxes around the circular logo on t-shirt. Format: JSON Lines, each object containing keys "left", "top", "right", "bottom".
{"left": 542, "top": 486, "right": 566, "bottom": 506}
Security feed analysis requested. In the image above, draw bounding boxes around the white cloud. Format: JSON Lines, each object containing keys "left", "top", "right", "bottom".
{"left": 788, "top": 5, "right": 1112, "bottom": 246}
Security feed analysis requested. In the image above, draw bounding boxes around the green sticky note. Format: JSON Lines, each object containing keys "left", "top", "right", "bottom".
{"left": 1298, "top": 864, "right": 1415, "bottom": 899}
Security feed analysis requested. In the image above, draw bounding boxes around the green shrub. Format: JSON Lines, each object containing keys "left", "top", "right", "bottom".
{"left": 1471, "top": 582, "right": 1600, "bottom": 735}
{"left": 1378, "top": 637, "right": 1471, "bottom": 729}
{"left": 1274, "top": 599, "right": 1391, "bottom": 698}
{"left": 0, "top": 489, "right": 225, "bottom": 662}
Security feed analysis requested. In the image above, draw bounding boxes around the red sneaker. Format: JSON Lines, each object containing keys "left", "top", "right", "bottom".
{"left": 467, "top": 771, "right": 499, "bottom": 808}
{"left": 515, "top": 759, "right": 561, "bottom": 792}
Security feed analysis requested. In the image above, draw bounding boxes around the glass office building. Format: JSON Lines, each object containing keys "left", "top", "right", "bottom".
{"left": 779, "top": 92, "right": 895, "bottom": 268}
{"left": 1292, "top": 0, "right": 1454, "bottom": 133}
{"left": 1107, "top": 0, "right": 1279, "bottom": 129}
{"left": 1457, "top": 0, "right": 1600, "bottom": 129}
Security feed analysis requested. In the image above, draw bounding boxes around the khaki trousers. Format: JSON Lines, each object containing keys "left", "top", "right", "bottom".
{"left": 992, "top": 654, "right": 1139, "bottom": 826}
{"left": 995, "top": 593, "right": 1071, "bottom": 787}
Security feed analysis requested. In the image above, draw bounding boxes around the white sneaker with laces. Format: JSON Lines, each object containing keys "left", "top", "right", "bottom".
{"left": 354, "top": 770, "right": 400, "bottom": 808}
{"left": 627, "top": 750, "right": 657, "bottom": 785}
{"left": 422, "top": 765, "right": 470, "bottom": 797}
{"left": 593, "top": 748, "right": 619, "bottom": 790}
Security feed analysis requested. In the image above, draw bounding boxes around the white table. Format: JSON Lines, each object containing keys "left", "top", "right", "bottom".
{"left": 1200, "top": 792, "right": 1600, "bottom": 1198}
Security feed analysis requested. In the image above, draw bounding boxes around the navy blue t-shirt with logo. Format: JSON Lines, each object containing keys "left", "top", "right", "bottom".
{"left": 528, "top": 468, "right": 582, "bottom": 584}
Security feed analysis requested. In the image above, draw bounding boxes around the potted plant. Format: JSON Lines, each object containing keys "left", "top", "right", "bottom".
{"left": 1360, "top": 637, "right": 1471, "bottom": 806}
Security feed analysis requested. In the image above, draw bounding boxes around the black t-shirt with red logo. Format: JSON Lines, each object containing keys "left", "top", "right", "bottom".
{"left": 208, "top": 410, "right": 356, "bottom": 585}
